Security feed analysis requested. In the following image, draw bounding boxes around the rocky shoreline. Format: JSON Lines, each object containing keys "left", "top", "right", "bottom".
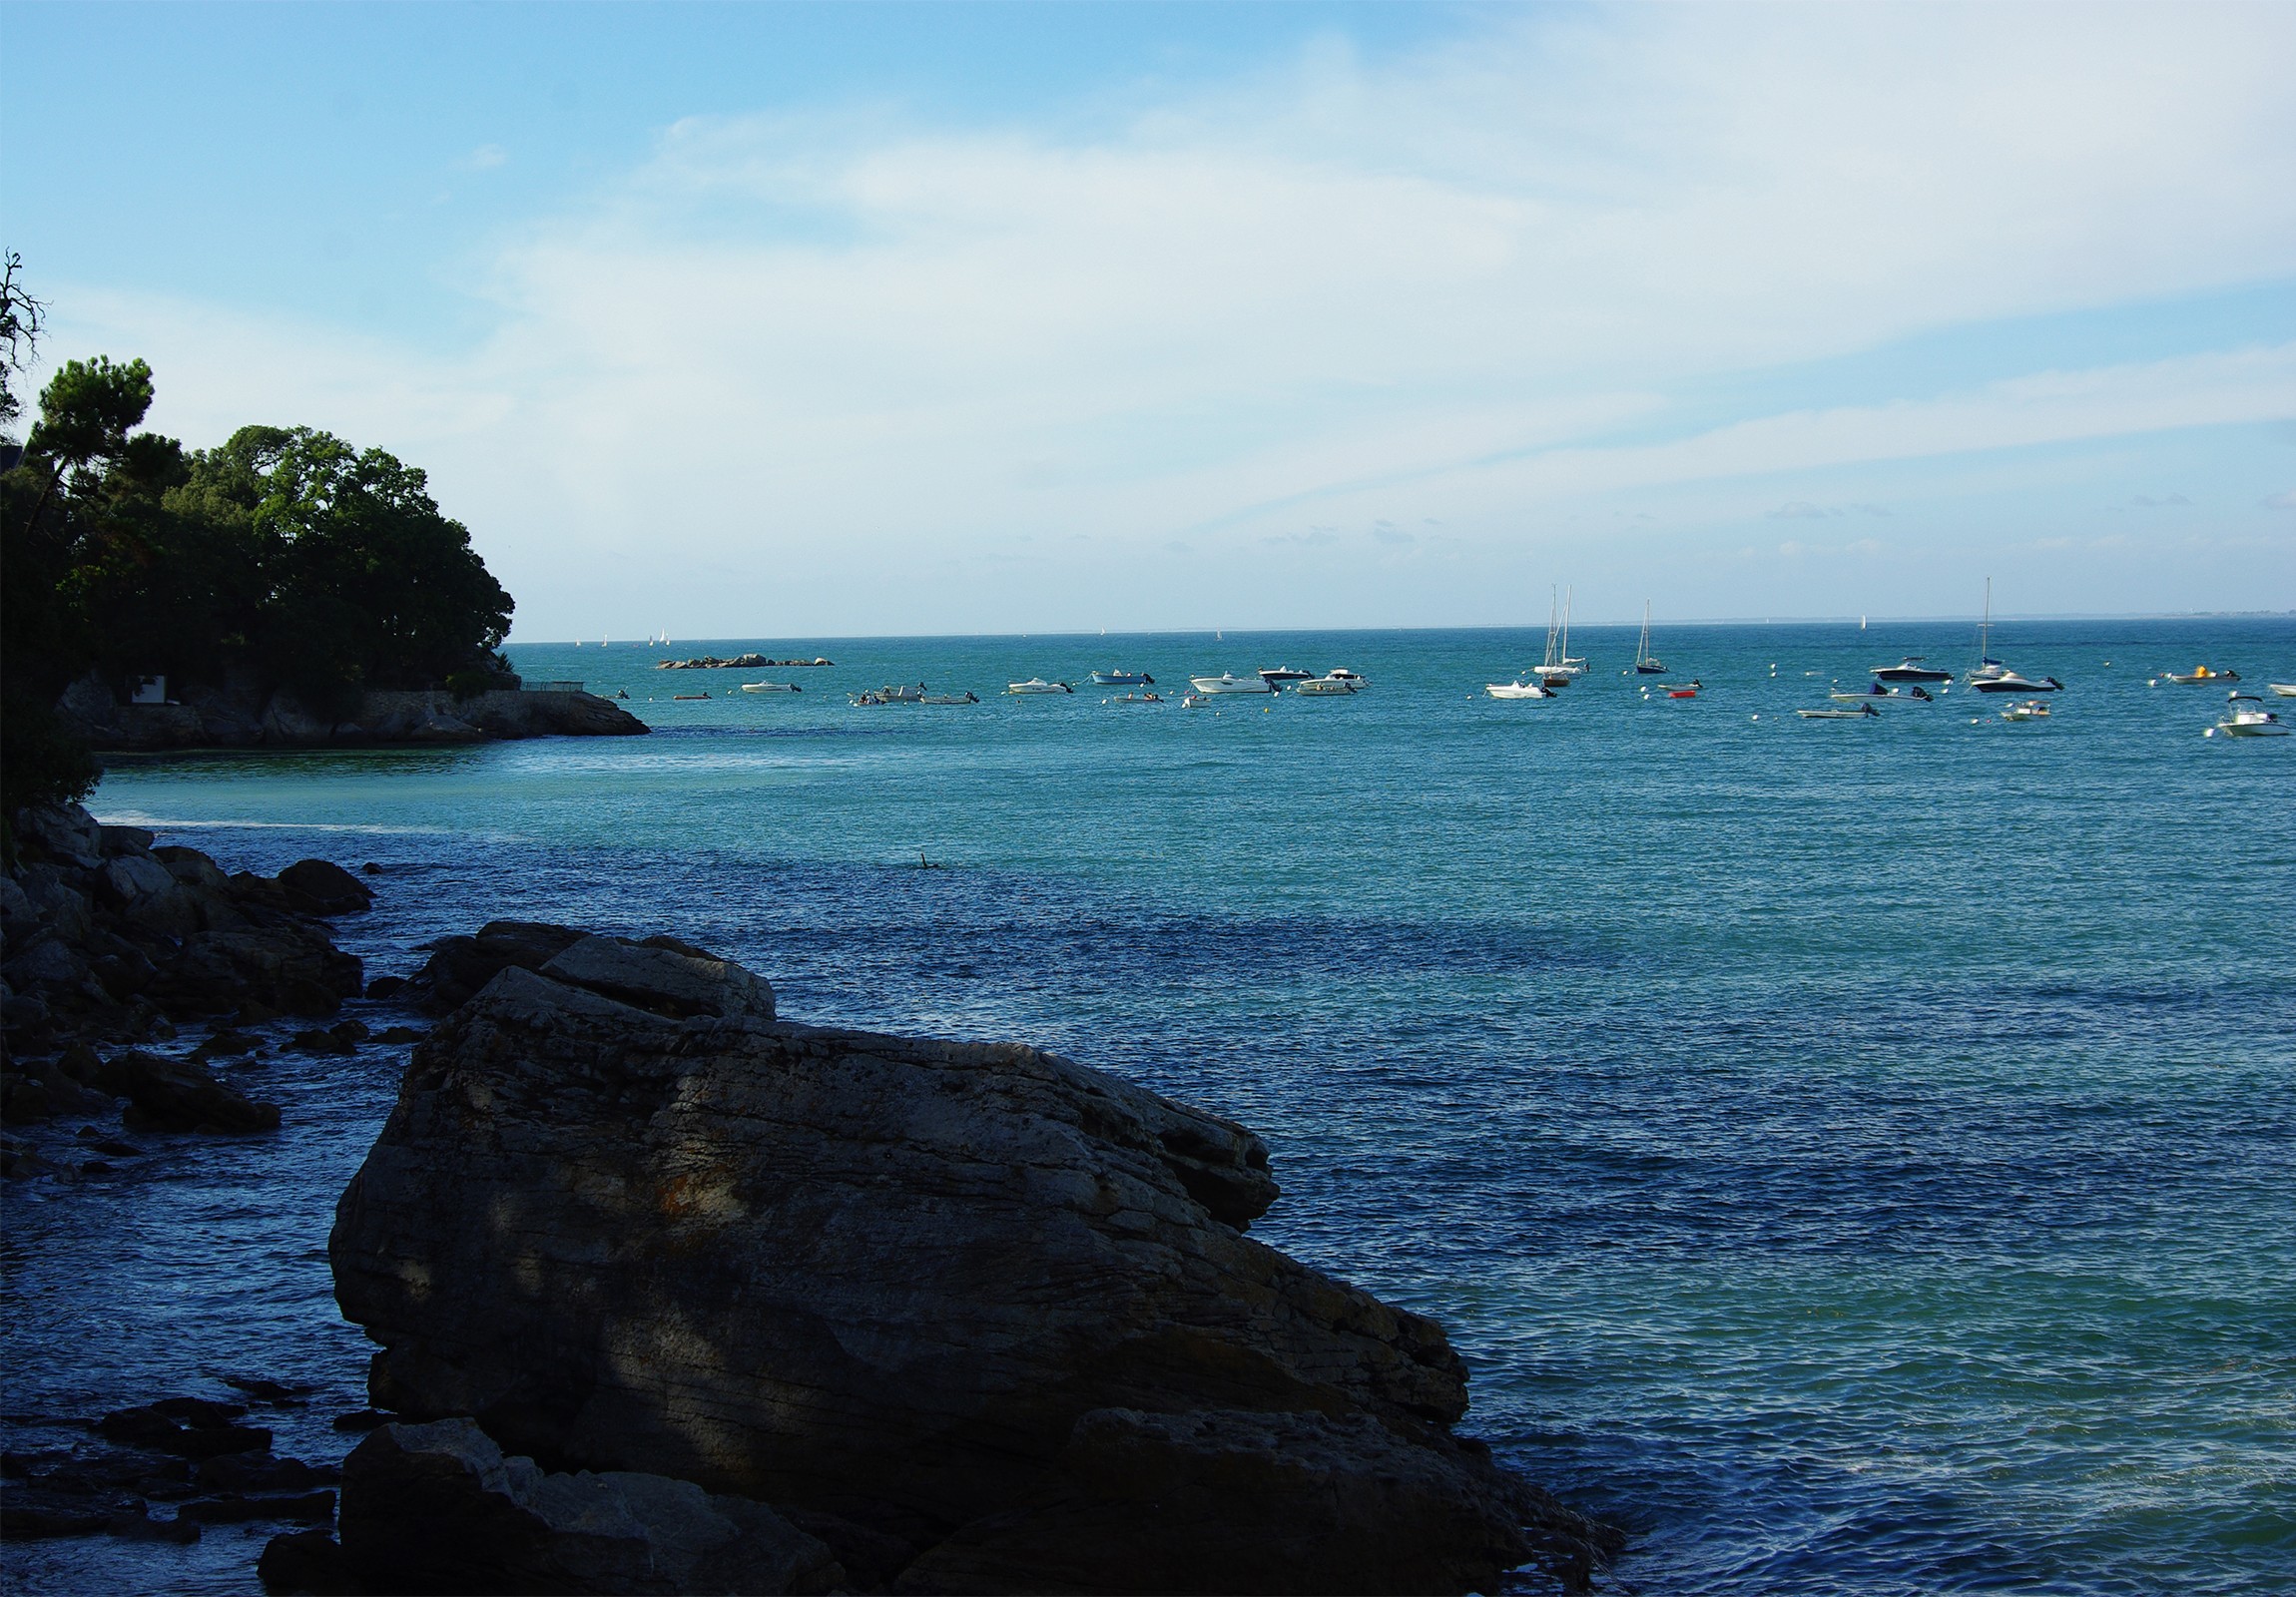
{"left": 58, "top": 676, "right": 647, "bottom": 753}
{"left": 2, "top": 804, "right": 1621, "bottom": 1594}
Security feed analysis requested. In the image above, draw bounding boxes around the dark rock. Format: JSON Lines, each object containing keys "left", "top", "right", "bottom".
{"left": 364, "top": 975, "right": 406, "bottom": 999}
{"left": 198, "top": 1453, "right": 333, "bottom": 1492}
{"left": 361, "top": 862, "right": 382, "bottom": 875}
{"left": 223, "top": 1376, "right": 320, "bottom": 1406}
{"left": 1, "top": 1132, "right": 68, "bottom": 1179}
{"left": 182, "top": 1488, "right": 337, "bottom": 1523}
{"left": 259, "top": 1528, "right": 356, "bottom": 1595}
{"left": 338, "top": 1418, "right": 841, "bottom": 1595}
{"left": 896, "top": 1406, "right": 1620, "bottom": 1595}
{"left": 1, "top": 1489, "right": 112, "bottom": 1538}
{"left": 291, "top": 1029, "right": 357, "bottom": 1056}
{"left": 98, "top": 824, "right": 158, "bottom": 856}
{"left": 637, "top": 932, "right": 721, "bottom": 960}
{"left": 149, "top": 924, "right": 361, "bottom": 1018}
{"left": 536, "top": 934, "right": 775, "bottom": 1020}
{"left": 194, "top": 1028, "right": 264, "bottom": 1058}
{"left": 16, "top": 806, "right": 104, "bottom": 869}
{"left": 76, "top": 1130, "right": 147, "bottom": 1157}
{"left": 376, "top": 1025, "right": 425, "bottom": 1044}
{"left": 100, "top": 1050, "right": 282, "bottom": 1134}
{"left": 330, "top": 1018, "right": 370, "bottom": 1045}
{"left": 415, "top": 919, "right": 589, "bottom": 1011}
{"left": 57, "top": 1041, "right": 103, "bottom": 1081}
{"left": 322, "top": 948, "right": 1609, "bottom": 1594}
{"left": 278, "top": 859, "right": 374, "bottom": 915}
{"left": 331, "top": 1410, "right": 392, "bottom": 1433}
{"left": 99, "top": 1400, "right": 272, "bottom": 1456}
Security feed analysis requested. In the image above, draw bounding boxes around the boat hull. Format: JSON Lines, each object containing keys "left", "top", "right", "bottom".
{"left": 1190, "top": 676, "right": 1271, "bottom": 695}
{"left": 1485, "top": 682, "right": 1548, "bottom": 699}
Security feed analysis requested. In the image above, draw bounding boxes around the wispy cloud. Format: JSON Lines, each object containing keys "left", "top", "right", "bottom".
{"left": 35, "top": 2, "right": 2296, "bottom": 632}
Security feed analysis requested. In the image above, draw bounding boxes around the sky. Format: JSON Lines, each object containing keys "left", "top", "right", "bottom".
{"left": 4, "top": 1, "right": 2293, "bottom": 640}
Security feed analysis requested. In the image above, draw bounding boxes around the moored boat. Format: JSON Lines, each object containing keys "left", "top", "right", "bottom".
{"left": 2205, "top": 699, "right": 2288, "bottom": 738}
{"left": 2269, "top": 683, "right": 2296, "bottom": 698}
{"left": 1797, "top": 704, "right": 1879, "bottom": 719}
{"left": 1190, "top": 673, "right": 1272, "bottom": 695}
{"left": 1090, "top": 669, "right": 1153, "bottom": 686}
{"left": 2162, "top": 665, "right": 2239, "bottom": 685}
{"left": 1006, "top": 679, "right": 1073, "bottom": 695}
{"left": 1873, "top": 656, "right": 1954, "bottom": 684}
{"left": 1293, "top": 676, "right": 1360, "bottom": 697}
{"left": 741, "top": 682, "right": 802, "bottom": 693}
{"left": 1485, "top": 679, "right": 1550, "bottom": 699}
{"left": 1257, "top": 667, "right": 1313, "bottom": 685}
{"left": 1972, "top": 672, "right": 2064, "bottom": 695}
{"left": 1629, "top": 601, "right": 1666, "bottom": 674}
{"left": 2000, "top": 699, "right": 2050, "bottom": 722}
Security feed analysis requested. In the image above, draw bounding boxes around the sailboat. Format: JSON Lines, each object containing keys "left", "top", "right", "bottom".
{"left": 1967, "top": 579, "right": 2008, "bottom": 684}
{"left": 1630, "top": 600, "right": 1666, "bottom": 674}
{"left": 1538, "top": 587, "right": 1585, "bottom": 682}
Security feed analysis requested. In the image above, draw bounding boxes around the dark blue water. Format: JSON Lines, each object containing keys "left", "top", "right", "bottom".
{"left": 9, "top": 618, "right": 2293, "bottom": 1593}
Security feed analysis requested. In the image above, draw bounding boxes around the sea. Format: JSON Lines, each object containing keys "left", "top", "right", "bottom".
{"left": 5, "top": 616, "right": 2292, "bottom": 1595}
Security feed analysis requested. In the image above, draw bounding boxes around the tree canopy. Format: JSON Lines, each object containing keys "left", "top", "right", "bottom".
{"left": 2, "top": 334, "right": 516, "bottom": 817}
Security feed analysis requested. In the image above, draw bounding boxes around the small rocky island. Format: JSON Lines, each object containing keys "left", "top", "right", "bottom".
{"left": 657, "top": 654, "right": 835, "bottom": 670}
{"left": 324, "top": 925, "right": 1620, "bottom": 1593}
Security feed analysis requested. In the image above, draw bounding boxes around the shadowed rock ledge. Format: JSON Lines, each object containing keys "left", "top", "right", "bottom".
{"left": 328, "top": 935, "right": 1618, "bottom": 1594}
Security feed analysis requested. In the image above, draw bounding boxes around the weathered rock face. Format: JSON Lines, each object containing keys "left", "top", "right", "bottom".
{"left": 331, "top": 945, "right": 1618, "bottom": 1592}
{"left": 2, "top": 803, "right": 365, "bottom": 1129}
{"left": 336, "top": 1418, "right": 842, "bottom": 1596}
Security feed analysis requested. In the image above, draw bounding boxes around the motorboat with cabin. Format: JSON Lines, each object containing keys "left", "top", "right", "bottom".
{"left": 1872, "top": 657, "right": 1954, "bottom": 684}
{"left": 1257, "top": 667, "right": 1314, "bottom": 685}
{"left": 1189, "top": 672, "right": 1272, "bottom": 695}
{"left": 1485, "top": 678, "right": 1551, "bottom": 699}
{"left": 1972, "top": 671, "right": 2064, "bottom": 695}
{"left": 1324, "top": 668, "right": 1369, "bottom": 689}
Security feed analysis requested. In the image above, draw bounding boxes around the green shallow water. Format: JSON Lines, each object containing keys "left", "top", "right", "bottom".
{"left": 8, "top": 616, "right": 2292, "bottom": 1593}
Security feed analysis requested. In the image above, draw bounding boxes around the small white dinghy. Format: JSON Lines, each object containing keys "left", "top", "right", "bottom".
{"left": 741, "top": 682, "right": 801, "bottom": 693}
{"left": 2000, "top": 699, "right": 2050, "bottom": 722}
{"left": 1006, "top": 679, "right": 1073, "bottom": 695}
{"left": 2268, "top": 683, "right": 2296, "bottom": 699}
{"left": 1797, "top": 704, "right": 1880, "bottom": 719}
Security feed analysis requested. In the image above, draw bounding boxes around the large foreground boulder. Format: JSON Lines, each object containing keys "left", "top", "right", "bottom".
{"left": 331, "top": 946, "right": 1615, "bottom": 1592}
{"left": 336, "top": 1418, "right": 840, "bottom": 1595}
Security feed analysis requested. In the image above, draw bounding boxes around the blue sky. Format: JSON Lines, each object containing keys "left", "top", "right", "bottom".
{"left": 6, "top": 1, "right": 2292, "bottom": 639}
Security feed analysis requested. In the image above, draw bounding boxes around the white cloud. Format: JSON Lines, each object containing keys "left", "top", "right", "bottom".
{"left": 30, "top": 2, "right": 2296, "bottom": 633}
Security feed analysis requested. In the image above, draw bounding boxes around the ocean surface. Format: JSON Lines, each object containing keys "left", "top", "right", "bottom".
{"left": 7, "top": 617, "right": 2293, "bottom": 1595}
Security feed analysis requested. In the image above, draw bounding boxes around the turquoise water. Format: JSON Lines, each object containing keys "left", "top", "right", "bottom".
{"left": 29, "top": 618, "right": 2296, "bottom": 1592}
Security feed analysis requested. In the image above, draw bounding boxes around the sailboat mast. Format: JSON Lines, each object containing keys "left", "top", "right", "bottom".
{"left": 1637, "top": 600, "right": 1651, "bottom": 664}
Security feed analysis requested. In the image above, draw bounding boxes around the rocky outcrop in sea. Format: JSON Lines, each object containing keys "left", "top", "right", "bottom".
{"left": 656, "top": 654, "right": 834, "bottom": 670}
{"left": 56, "top": 674, "right": 647, "bottom": 752}
{"left": 328, "top": 930, "right": 1620, "bottom": 1593}
{"left": 1, "top": 803, "right": 368, "bottom": 1161}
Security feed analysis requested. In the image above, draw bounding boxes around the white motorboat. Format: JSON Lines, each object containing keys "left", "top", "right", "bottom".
{"left": 2000, "top": 699, "right": 2050, "bottom": 722}
{"left": 1324, "top": 668, "right": 1369, "bottom": 689}
{"left": 1189, "top": 673, "right": 1272, "bottom": 695}
{"left": 1090, "top": 669, "right": 1153, "bottom": 686}
{"left": 1873, "top": 656, "right": 1954, "bottom": 684}
{"left": 1797, "top": 704, "right": 1879, "bottom": 719}
{"left": 741, "top": 681, "right": 802, "bottom": 694}
{"left": 1006, "top": 678, "right": 1073, "bottom": 695}
{"left": 2161, "top": 665, "right": 2239, "bottom": 685}
{"left": 1830, "top": 684, "right": 1904, "bottom": 702}
{"left": 2269, "top": 683, "right": 2296, "bottom": 698}
{"left": 919, "top": 691, "right": 978, "bottom": 705}
{"left": 1257, "top": 666, "right": 1314, "bottom": 685}
{"left": 1294, "top": 676, "right": 1361, "bottom": 697}
{"left": 1972, "top": 672, "right": 2064, "bottom": 695}
{"left": 1104, "top": 692, "right": 1163, "bottom": 705}
{"left": 2205, "top": 699, "right": 2288, "bottom": 738}
{"left": 1485, "top": 679, "right": 1552, "bottom": 699}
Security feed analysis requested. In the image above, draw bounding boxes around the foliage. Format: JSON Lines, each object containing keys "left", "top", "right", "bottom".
{"left": 2, "top": 322, "right": 516, "bottom": 820}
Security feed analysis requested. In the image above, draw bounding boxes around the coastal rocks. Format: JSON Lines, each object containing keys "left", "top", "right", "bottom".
{"left": 55, "top": 673, "right": 647, "bottom": 752}
{"left": 409, "top": 919, "right": 588, "bottom": 1011}
{"left": 334, "top": 1418, "right": 843, "bottom": 1595}
{"left": 657, "top": 654, "right": 834, "bottom": 670}
{"left": 330, "top": 941, "right": 1616, "bottom": 1592}
{"left": 97, "top": 1049, "right": 281, "bottom": 1134}
{"left": 3, "top": 802, "right": 365, "bottom": 1140}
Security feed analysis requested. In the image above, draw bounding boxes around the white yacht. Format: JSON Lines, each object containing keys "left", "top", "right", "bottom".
{"left": 1485, "top": 679, "right": 1552, "bottom": 699}
{"left": 1189, "top": 672, "right": 1272, "bottom": 695}
{"left": 1293, "top": 675, "right": 1360, "bottom": 697}
{"left": 1972, "top": 671, "right": 2064, "bottom": 695}
{"left": 1324, "top": 668, "right": 1369, "bottom": 689}
{"left": 1258, "top": 666, "right": 1314, "bottom": 685}
{"left": 741, "top": 682, "right": 801, "bottom": 694}
{"left": 1006, "top": 678, "right": 1073, "bottom": 695}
